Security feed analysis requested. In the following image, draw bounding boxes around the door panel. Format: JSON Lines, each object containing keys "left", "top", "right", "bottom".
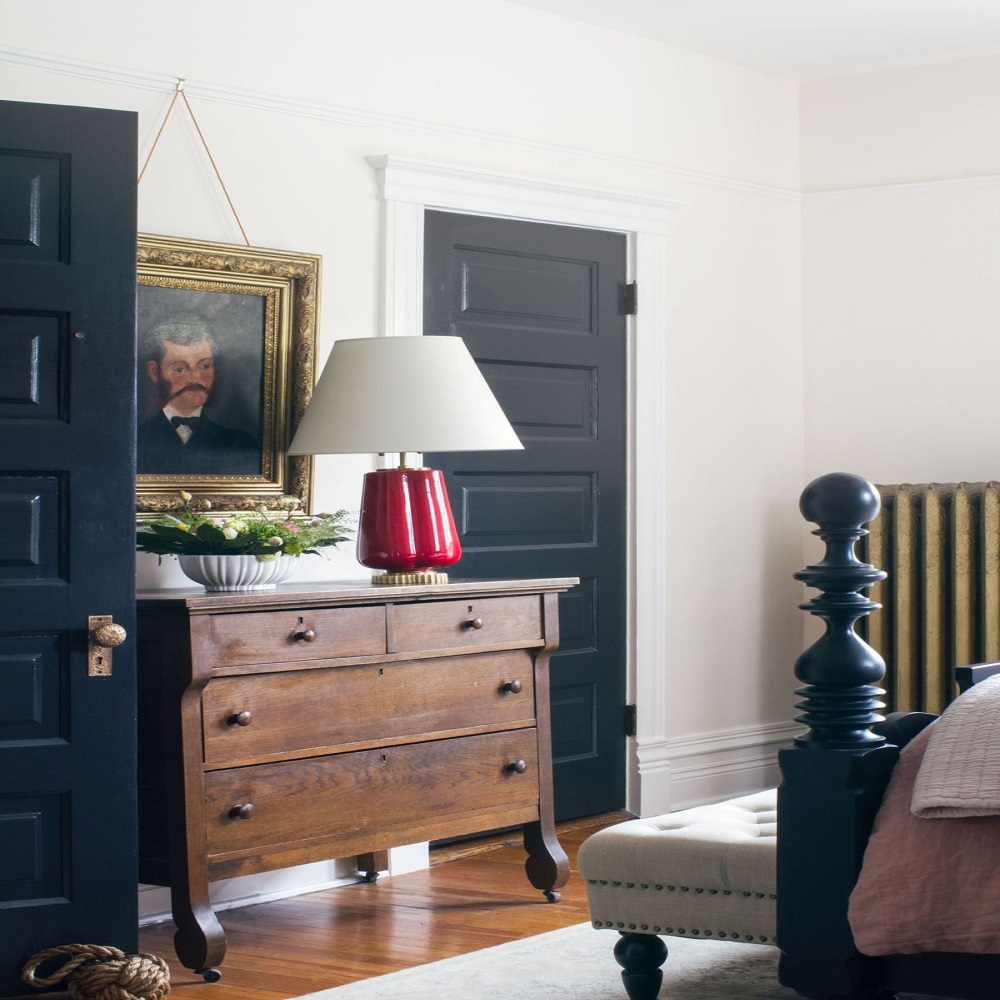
{"left": 0, "top": 99, "right": 138, "bottom": 994}
{"left": 424, "top": 211, "right": 627, "bottom": 820}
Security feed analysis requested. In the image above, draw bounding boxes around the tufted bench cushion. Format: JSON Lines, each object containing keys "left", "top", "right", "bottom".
{"left": 579, "top": 788, "right": 778, "bottom": 946}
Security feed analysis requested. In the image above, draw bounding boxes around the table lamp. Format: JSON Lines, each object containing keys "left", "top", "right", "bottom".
{"left": 288, "top": 336, "right": 523, "bottom": 584}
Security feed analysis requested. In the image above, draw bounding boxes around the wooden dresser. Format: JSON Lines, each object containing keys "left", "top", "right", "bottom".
{"left": 136, "top": 577, "right": 577, "bottom": 980}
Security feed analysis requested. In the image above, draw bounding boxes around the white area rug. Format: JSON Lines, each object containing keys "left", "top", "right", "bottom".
{"left": 294, "top": 922, "right": 962, "bottom": 1000}
{"left": 293, "top": 922, "right": 793, "bottom": 1000}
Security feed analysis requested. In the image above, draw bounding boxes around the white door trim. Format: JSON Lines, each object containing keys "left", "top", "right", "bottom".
{"left": 368, "top": 155, "right": 683, "bottom": 815}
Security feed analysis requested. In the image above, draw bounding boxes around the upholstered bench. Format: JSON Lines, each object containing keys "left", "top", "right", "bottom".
{"left": 578, "top": 789, "right": 778, "bottom": 1000}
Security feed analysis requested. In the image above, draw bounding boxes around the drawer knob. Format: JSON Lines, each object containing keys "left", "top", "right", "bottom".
{"left": 501, "top": 680, "right": 523, "bottom": 694}
{"left": 465, "top": 617, "right": 484, "bottom": 630}
{"left": 294, "top": 627, "right": 318, "bottom": 643}
{"left": 228, "top": 711, "right": 254, "bottom": 727}
{"left": 506, "top": 759, "right": 528, "bottom": 774}
{"left": 229, "top": 803, "right": 255, "bottom": 820}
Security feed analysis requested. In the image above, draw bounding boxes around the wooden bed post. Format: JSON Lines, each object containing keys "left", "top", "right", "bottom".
{"left": 777, "top": 473, "right": 900, "bottom": 1000}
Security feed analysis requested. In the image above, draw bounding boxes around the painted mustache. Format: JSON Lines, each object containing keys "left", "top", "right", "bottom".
{"left": 170, "top": 384, "right": 210, "bottom": 400}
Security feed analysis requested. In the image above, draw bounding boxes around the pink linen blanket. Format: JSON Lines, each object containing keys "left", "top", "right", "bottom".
{"left": 848, "top": 724, "right": 1000, "bottom": 955}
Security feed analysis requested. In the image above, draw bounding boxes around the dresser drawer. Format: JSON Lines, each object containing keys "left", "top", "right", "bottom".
{"left": 204, "top": 730, "right": 540, "bottom": 859}
{"left": 202, "top": 650, "right": 537, "bottom": 767}
{"left": 390, "top": 595, "right": 542, "bottom": 654}
{"left": 207, "top": 605, "right": 386, "bottom": 667}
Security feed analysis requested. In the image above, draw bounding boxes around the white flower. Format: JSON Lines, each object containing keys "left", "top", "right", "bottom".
{"left": 266, "top": 536, "right": 284, "bottom": 547}
{"left": 222, "top": 527, "right": 239, "bottom": 540}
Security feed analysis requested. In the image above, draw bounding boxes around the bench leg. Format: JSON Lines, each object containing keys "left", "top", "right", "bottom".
{"left": 614, "top": 932, "right": 668, "bottom": 1000}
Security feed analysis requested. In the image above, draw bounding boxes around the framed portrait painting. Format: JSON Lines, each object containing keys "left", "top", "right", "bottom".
{"left": 136, "top": 234, "right": 320, "bottom": 515}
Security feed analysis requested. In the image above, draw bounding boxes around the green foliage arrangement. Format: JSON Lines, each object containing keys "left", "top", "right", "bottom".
{"left": 136, "top": 493, "right": 353, "bottom": 560}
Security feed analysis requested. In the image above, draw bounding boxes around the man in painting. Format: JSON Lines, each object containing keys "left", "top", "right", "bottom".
{"left": 137, "top": 315, "right": 260, "bottom": 475}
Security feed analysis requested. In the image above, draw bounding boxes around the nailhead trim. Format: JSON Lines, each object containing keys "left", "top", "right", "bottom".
{"left": 589, "top": 919, "right": 775, "bottom": 946}
{"left": 587, "top": 880, "right": 773, "bottom": 897}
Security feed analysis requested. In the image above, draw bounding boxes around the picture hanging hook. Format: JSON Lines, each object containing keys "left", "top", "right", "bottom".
{"left": 137, "top": 76, "right": 251, "bottom": 246}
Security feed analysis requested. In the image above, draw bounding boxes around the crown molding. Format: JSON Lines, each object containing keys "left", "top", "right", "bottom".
{"left": 803, "top": 172, "right": 1000, "bottom": 201}
{"left": 0, "top": 44, "right": 796, "bottom": 202}
{"left": 6, "top": 46, "right": 998, "bottom": 204}
{"left": 0, "top": 44, "right": 171, "bottom": 91}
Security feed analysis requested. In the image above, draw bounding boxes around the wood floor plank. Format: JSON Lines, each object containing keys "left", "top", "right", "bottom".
{"left": 138, "top": 825, "right": 610, "bottom": 999}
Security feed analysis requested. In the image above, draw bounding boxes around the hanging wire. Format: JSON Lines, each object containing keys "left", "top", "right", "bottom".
{"left": 138, "top": 78, "right": 251, "bottom": 246}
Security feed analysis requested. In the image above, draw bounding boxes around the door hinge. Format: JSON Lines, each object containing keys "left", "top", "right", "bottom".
{"left": 622, "top": 281, "right": 638, "bottom": 315}
{"left": 624, "top": 704, "right": 637, "bottom": 737}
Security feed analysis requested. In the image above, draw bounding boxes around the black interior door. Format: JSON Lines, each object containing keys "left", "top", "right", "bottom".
{"left": 424, "top": 210, "right": 627, "bottom": 820}
{"left": 0, "top": 100, "right": 138, "bottom": 993}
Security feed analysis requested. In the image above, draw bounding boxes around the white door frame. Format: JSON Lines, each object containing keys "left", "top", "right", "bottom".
{"left": 368, "top": 155, "right": 683, "bottom": 815}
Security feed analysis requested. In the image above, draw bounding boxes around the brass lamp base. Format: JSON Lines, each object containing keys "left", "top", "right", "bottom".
{"left": 371, "top": 571, "right": 450, "bottom": 586}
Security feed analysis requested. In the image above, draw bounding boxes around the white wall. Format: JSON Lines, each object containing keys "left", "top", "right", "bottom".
{"left": 801, "top": 56, "right": 1000, "bottom": 486}
{"left": 3, "top": 0, "right": 805, "bottom": 841}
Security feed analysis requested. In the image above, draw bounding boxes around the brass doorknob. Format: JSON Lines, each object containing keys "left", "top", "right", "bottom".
{"left": 465, "top": 617, "right": 484, "bottom": 630}
{"left": 294, "top": 627, "right": 318, "bottom": 643}
{"left": 91, "top": 622, "right": 127, "bottom": 648}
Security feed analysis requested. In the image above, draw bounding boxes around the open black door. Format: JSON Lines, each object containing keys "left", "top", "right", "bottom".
{"left": 0, "top": 100, "right": 138, "bottom": 994}
{"left": 424, "top": 210, "right": 628, "bottom": 820}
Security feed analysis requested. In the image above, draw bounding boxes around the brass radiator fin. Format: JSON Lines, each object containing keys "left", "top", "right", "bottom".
{"left": 862, "top": 482, "right": 1000, "bottom": 713}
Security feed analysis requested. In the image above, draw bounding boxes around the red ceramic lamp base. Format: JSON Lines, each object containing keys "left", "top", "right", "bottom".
{"left": 356, "top": 467, "right": 461, "bottom": 585}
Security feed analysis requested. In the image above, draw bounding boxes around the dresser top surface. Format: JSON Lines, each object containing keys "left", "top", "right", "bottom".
{"left": 136, "top": 576, "right": 580, "bottom": 612}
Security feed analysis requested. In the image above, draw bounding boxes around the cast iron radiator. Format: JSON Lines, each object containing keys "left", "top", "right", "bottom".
{"left": 860, "top": 482, "right": 1000, "bottom": 713}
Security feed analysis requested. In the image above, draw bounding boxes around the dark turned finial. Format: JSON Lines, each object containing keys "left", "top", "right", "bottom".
{"left": 793, "top": 472, "right": 888, "bottom": 749}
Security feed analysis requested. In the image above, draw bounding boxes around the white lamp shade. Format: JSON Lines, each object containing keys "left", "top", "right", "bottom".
{"left": 288, "top": 336, "right": 523, "bottom": 456}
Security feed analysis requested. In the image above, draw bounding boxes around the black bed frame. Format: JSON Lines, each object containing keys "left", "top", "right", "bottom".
{"left": 778, "top": 472, "right": 1000, "bottom": 1000}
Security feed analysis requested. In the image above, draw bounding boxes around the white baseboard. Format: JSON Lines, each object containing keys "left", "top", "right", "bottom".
{"left": 636, "top": 721, "right": 801, "bottom": 815}
{"left": 138, "top": 844, "right": 431, "bottom": 926}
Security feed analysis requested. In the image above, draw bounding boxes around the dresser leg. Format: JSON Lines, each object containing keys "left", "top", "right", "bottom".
{"left": 171, "top": 888, "right": 227, "bottom": 974}
{"left": 522, "top": 819, "right": 570, "bottom": 900}
{"left": 357, "top": 850, "right": 389, "bottom": 883}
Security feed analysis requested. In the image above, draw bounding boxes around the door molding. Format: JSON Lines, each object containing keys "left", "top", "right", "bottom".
{"left": 368, "top": 154, "right": 683, "bottom": 814}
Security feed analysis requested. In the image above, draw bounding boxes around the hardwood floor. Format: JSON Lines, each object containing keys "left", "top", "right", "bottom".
{"left": 136, "top": 819, "right": 621, "bottom": 1000}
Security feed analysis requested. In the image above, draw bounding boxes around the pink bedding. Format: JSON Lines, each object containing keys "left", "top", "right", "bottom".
{"left": 848, "top": 724, "right": 1000, "bottom": 955}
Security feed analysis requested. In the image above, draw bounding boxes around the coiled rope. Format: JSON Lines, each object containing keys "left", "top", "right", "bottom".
{"left": 22, "top": 944, "right": 170, "bottom": 1000}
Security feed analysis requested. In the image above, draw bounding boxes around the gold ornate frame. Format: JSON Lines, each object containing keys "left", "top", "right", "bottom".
{"left": 136, "top": 234, "right": 319, "bottom": 515}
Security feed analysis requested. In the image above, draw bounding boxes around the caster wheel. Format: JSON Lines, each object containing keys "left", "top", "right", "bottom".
{"left": 364, "top": 871, "right": 379, "bottom": 883}
{"left": 197, "top": 967, "right": 222, "bottom": 983}
{"left": 543, "top": 889, "right": 561, "bottom": 903}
